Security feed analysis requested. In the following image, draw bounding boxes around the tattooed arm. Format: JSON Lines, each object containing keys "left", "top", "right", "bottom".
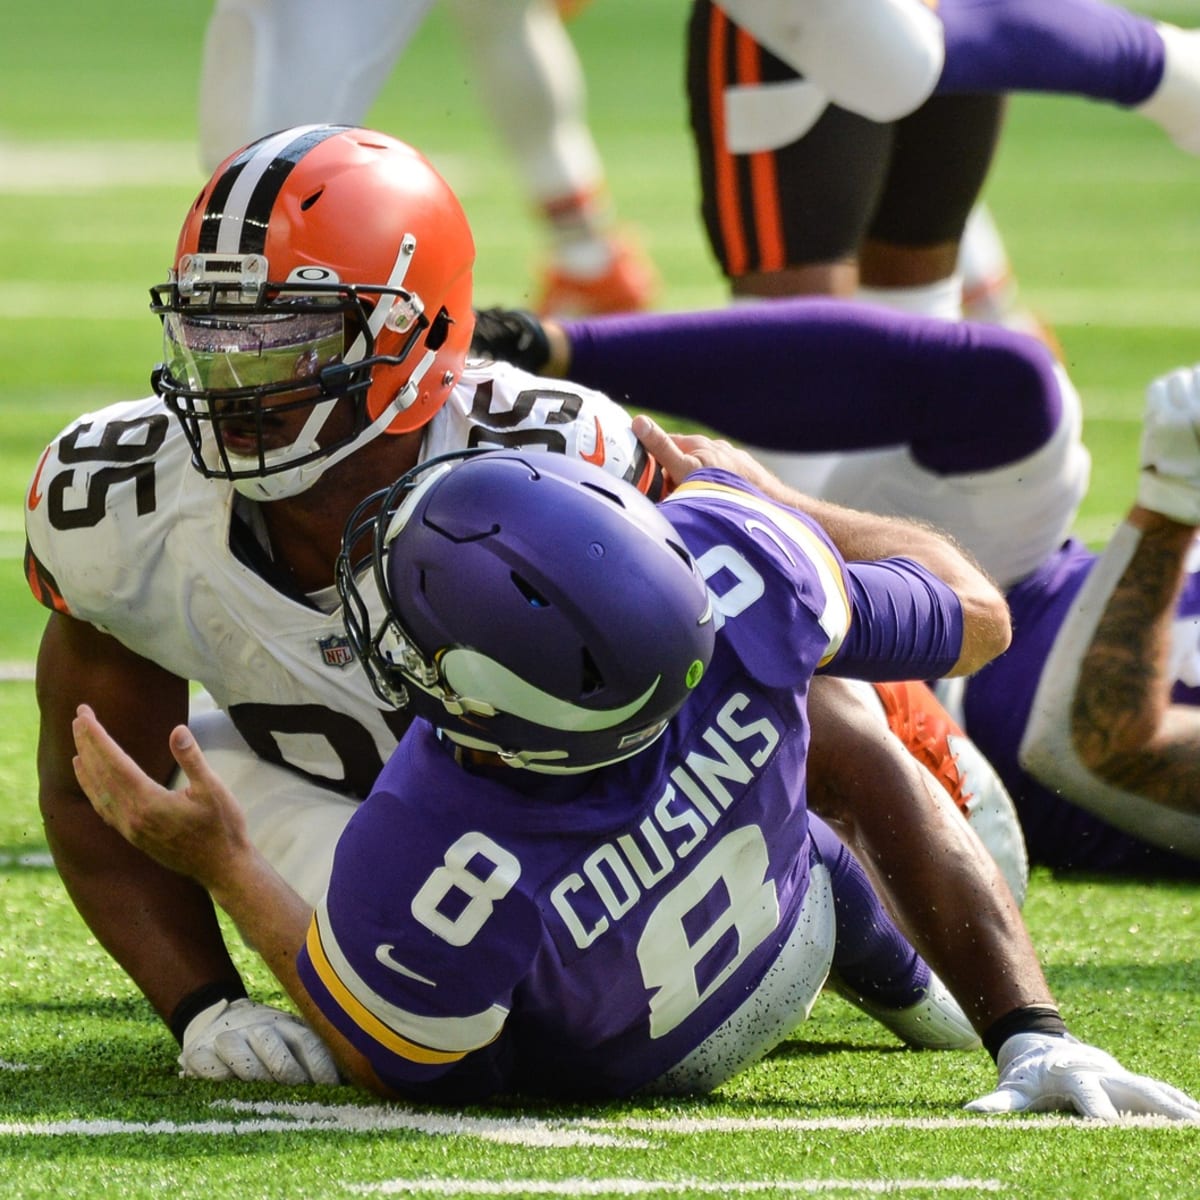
{"left": 1070, "top": 509, "right": 1200, "bottom": 810}
{"left": 1020, "top": 362, "right": 1200, "bottom": 857}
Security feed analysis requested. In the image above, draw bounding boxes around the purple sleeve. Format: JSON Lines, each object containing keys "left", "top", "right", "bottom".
{"left": 936, "top": 0, "right": 1163, "bottom": 106}
{"left": 824, "top": 558, "right": 964, "bottom": 680}
{"left": 562, "top": 299, "right": 1061, "bottom": 474}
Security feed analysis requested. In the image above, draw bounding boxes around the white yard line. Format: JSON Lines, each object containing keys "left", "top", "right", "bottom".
{"left": 350, "top": 1180, "right": 1003, "bottom": 1196}
{"left": 0, "top": 1099, "right": 1195, "bottom": 1138}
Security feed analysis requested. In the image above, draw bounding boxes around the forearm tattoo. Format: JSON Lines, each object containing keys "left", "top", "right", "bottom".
{"left": 1071, "top": 520, "right": 1200, "bottom": 807}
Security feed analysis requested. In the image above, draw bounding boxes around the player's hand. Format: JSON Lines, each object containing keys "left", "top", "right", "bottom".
{"left": 632, "top": 415, "right": 782, "bottom": 493}
{"left": 179, "top": 997, "right": 341, "bottom": 1085}
{"left": 470, "top": 307, "right": 553, "bottom": 373}
{"left": 965, "top": 1033, "right": 1200, "bottom": 1120}
{"left": 1138, "top": 365, "right": 1200, "bottom": 525}
{"left": 72, "top": 704, "right": 248, "bottom": 891}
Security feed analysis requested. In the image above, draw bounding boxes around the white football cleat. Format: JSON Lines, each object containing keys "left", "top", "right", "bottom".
{"left": 1137, "top": 364, "right": 1200, "bottom": 524}
{"left": 829, "top": 970, "right": 981, "bottom": 1052}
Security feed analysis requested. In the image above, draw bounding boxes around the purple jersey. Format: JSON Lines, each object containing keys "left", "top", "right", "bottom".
{"left": 964, "top": 538, "right": 1200, "bottom": 876}
{"left": 297, "top": 471, "right": 966, "bottom": 1100}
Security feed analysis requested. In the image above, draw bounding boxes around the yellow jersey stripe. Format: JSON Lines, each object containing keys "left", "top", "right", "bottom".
{"left": 668, "top": 480, "right": 851, "bottom": 661}
{"left": 305, "top": 919, "right": 468, "bottom": 1066}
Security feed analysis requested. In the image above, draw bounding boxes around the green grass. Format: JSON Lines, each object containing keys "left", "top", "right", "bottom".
{"left": 3, "top": 1, "right": 1200, "bottom": 1196}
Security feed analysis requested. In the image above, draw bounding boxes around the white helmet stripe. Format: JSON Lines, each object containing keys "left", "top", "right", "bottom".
{"left": 208, "top": 124, "right": 337, "bottom": 255}
{"left": 440, "top": 647, "right": 661, "bottom": 733}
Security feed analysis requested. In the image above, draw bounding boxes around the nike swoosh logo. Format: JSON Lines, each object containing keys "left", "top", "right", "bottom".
{"left": 27, "top": 446, "right": 51, "bottom": 511}
{"left": 579, "top": 417, "right": 606, "bottom": 467}
{"left": 375, "top": 944, "right": 437, "bottom": 986}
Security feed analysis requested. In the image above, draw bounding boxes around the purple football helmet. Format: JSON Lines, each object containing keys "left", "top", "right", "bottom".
{"left": 338, "top": 449, "right": 715, "bottom": 773}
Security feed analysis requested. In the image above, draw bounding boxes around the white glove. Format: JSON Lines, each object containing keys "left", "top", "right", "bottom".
{"left": 178, "top": 997, "right": 341, "bottom": 1085}
{"left": 1138, "top": 365, "right": 1200, "bottom": 524}
{"left": 965, "top": 1033, "right": 1200, "bottom": 1120}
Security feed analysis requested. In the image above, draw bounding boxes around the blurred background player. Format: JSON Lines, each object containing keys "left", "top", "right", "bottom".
{"left": 683, "top": 0, "right": 1199, "bottom": 491}
{"left": 197, "top": 0, "right": 658, "bottom": 316}
{"left": 688, "top": 0, "right": 1200, "bottom": 317}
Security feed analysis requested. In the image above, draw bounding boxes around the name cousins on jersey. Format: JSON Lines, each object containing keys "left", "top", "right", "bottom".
{"left": 547, "top": 689, "right": 786, "bottom": 952}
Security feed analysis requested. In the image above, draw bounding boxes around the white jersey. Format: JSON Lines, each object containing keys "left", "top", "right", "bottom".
{"left": 25, "top": 360, "right": 651, "bottom": 800}
{"left": 762, "top": 366, "right": 1091, "bottom": 591}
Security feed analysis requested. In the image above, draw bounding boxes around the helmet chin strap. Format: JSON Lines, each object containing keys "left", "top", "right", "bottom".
{"left": 228, "top": 345, "right": 439, "bottom": 501}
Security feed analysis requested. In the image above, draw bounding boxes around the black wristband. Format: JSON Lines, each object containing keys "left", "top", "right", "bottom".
{"left": 168, "top": 979, "right": 248, "bottom": 1046}
{"left": 981, "top": 1004, "right": 1069, "bottom": 1063}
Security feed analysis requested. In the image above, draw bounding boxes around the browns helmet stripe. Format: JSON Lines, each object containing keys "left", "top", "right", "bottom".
{"left": 197, "top": 124, "right": 351, "bottom": 255}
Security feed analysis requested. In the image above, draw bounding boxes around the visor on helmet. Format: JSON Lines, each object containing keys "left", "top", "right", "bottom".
{"left": 162, "top": 310, "right": 345, "bottom": 395}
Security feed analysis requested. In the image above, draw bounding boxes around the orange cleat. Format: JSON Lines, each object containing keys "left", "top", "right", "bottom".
{"left": 870, "top": 678, "right": 1030, "bottom": 906}
{"left": 872, "top": 679, "right": 973, "bottom": 816}
{"left": 536, "top": 235, "right": 659, "bottom": 318}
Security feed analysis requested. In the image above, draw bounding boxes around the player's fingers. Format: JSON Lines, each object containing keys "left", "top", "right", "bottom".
{"left": 212, "top": 1030, "right": 275, "bottom": 1082}
{"left": 1107, "top": 1078, "right": 1200, "bottom": 1119}
{"left": 963, "top": 1087, "right": 1028, "bottom": 1114}
{"left": 168, "top": 725, "right": 217, "bottom": 790}
{"left": 244, "top": 1025, "right": 309, "bottom": 1085}
{"left": 1064, "top": 1077, "right": 1119, "bottom": 1120}
{"left": 632, "top": 415, "right": 696, "bottom": 486}
{"left": 179, "top": 1043, "right": 236, "bottom": 1081}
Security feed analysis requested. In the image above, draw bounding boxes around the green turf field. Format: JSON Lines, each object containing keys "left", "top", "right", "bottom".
{"left": 3, "top": 2, "right": 1200, "bottom": 1197}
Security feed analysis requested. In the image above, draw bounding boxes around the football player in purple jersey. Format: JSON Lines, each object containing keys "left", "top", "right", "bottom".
{"left": 71, "top": 442, "right": 1200, "bottom": 1118}
{"left": 471, "top": 302, "right": 1200, "bottom": 877}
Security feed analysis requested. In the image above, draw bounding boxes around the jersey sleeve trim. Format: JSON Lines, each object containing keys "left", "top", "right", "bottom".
{"left": 305, "top": 900, "right": 508, "bottom": 1064}
{"left": 667, "top": 478, "right": 851, "bottom": 660}
{"left": 24, "top": 541, "right": 70, "bottom": 614}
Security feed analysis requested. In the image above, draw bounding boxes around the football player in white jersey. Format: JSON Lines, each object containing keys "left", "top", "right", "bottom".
{"left": 70, "top": 445, "right": 1200, "bottom": 1118}
{"left": 28, "top": 123, "right": 1030, "bottom": 1088}
{"left": 25, "top": 125, "right": 662, "bottom": 1088}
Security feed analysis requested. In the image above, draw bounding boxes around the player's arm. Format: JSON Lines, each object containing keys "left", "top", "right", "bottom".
{"left": 809, "top": 677, "right": 1047, "bottom": 1032}
{"left": 36, "top": 613, "right": 247, "bottom": 1025}
{"left": 69, "top": 702, "right": 381, "bottom": 1092}
{"left": 1022, "top": 366, "right": 1200, "bottom": 839}
{"left": 1071, "top": 508, "right": 1200, "bottom": 810}
{"left": 471, "top": 301, "right": 1063, "bottom": 475}
{"left": 636, "top": 416, "right": 1010, "bottom": 676}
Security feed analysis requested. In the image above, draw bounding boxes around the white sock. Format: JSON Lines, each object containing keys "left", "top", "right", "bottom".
{"left": 855, "top": 274, "right": 964, "bottom": 321}
{"left": 1137, "top": 24, "right": 1200, "bottom": 155}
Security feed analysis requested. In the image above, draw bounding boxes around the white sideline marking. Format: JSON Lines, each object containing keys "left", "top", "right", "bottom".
{"left": 0, "top": 1100, "right": 645, "bottom": 1148}
{"left": 0, "top": 139, "right": 199, "bottom": 192}
{"left": 599, "top": 1114, "right": 1200, "bottom": 1132}
{"left": 0, "top": 662, "right": 35, "bottom": 682}
{"left": 350, "top": 1180, "right": 1002, "bottom": 1196}
{"left": 0, "top": 852, "right": 55, "bottom": 869}
{"left": 0, "top": 1101, "right": 1196, "bottom": 1141}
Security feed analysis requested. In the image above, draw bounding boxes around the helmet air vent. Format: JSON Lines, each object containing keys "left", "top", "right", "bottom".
{"left": 580, "top": 648, "right": 605, "bottom": 697}
{"left": 511, "top": 573, "right": 549, "bottom": 609}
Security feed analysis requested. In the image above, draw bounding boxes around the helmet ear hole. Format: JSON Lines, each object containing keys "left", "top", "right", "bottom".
{"left": 425, "top": 307, "right": 452, "bottom": 352}
{"left": 581, "top": 648, "right": 604, "bottom": 697}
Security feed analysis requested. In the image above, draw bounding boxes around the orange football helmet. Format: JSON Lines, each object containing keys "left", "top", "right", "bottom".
{"left": 151, "top": 125, "right": 476, "bottom": 500}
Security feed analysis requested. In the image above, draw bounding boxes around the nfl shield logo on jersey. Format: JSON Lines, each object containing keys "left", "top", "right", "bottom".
{"left": 318, "top": 634, "right": 355, "bottom": 669}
